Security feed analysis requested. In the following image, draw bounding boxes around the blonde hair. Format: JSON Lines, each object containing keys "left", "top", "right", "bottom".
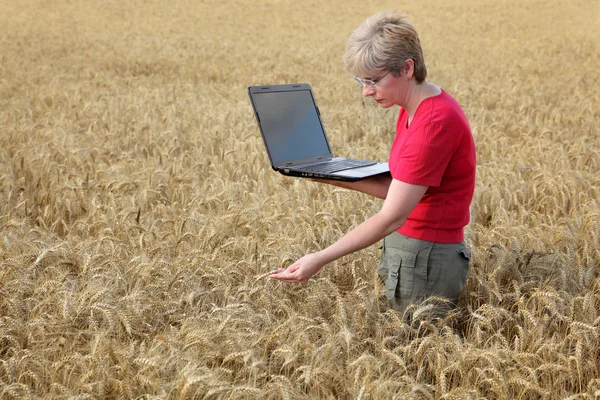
{"left": 343, "top": 11, "right": 427, "bottom": 83}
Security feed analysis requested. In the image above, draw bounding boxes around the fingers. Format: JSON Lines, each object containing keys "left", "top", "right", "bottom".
{"left": 269, "top": 270, "right": 298, "bottom": 281}
{"left": 268, "top": 268, "right": 285, "bottom": 274}
{"left": 268, "top": 264, "right": 295, "bottom": 275}
{"left": 268, "top": 265, "right": 305, "bottom": 283}
{"left": 270, "top": 275, "right": 302, "bottom": 283}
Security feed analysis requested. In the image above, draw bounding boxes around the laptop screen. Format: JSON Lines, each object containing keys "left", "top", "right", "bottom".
{"left": 252, "top": 89, "right": 331, "bottom": 165}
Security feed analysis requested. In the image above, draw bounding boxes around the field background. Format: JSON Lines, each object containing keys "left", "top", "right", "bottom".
{"left": 1, "top": 0, "right": 599, "bottom": 398}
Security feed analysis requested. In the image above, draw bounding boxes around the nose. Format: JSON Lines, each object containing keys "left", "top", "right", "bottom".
{"left": 362, "top": 84, "right": 375, "bottom": 97}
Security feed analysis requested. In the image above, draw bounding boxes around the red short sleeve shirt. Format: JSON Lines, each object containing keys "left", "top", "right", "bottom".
{"left": 389, "top": 89, "right": 476, "bottom": 243}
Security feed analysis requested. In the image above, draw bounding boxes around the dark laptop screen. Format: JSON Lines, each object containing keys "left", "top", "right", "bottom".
{"left": 252, "top": 90, "right": 331, "bottom": 165}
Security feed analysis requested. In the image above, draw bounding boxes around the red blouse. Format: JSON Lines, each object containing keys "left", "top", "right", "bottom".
{"left": 389, "top": 89, "right": 476, "bottom": 243}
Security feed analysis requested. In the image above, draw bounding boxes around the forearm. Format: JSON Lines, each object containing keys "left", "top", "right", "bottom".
{"left": 351, "top": 173, "right": 392, "bottom": 199}
{"left": 314, "top": 173, "right": 392, "bottom": 199}
{"left": 318, "top": 212, "right": 402, "bottom": 265}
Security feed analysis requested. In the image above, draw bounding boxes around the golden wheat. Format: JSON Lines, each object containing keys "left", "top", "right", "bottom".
{"left": 1, "top": 0, "right": 600, "bottom": 398}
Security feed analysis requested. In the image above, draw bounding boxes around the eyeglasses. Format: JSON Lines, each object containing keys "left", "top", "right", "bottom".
{"left": 354, "top": 70, "right": 391, "bottom": 88}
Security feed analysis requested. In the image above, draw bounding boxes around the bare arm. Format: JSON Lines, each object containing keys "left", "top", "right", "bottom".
{"left": 311, "top": 172, "right": 393, "bottom": 199}
{"left": 270, "top": 179, "right": 428, "bottom": 283}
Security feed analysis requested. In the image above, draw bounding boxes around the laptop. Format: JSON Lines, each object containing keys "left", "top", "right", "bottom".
{"left": 248, "top": 83, "right": 389, "bottom": 182}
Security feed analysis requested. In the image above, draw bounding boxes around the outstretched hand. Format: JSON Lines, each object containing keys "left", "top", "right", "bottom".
{"left": 269, "top": 252, "right": 327, "bottom": 283}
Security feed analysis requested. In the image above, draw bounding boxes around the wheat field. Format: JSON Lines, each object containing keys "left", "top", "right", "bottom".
{"left": 1, "top": 0, "right": 599, "bottom": 398}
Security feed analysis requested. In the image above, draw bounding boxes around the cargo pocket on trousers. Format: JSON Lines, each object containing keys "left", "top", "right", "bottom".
{"left": 457, "top": 247, "right": 471, "bottom": 291}
{"left": 385, "top": 247, "right": 418, "bottom": 301}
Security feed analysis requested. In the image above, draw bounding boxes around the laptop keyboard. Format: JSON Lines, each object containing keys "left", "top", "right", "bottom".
{"left": 298, "top": 159, "right": 377, "bottom": 174}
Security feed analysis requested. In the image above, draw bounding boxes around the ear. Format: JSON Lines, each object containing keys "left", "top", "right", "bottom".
{"left": 403, "top": 59, "right": 415, "bottom": 79}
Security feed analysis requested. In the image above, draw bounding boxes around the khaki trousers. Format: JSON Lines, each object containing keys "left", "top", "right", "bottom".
{"left": 377, "top": 231, "right": 471, "bottom": 319}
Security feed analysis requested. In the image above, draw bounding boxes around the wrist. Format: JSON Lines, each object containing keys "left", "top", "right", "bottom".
{"left": 315, "top": 249, "right": 335, "bottom": 266}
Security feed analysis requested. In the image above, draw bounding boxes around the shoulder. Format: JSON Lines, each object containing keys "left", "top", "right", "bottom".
{"left": 429, "top": 90, "right": 469, "bottom": 126}
{"left": 412, "top": 90, "right": 471, "bottom": 137}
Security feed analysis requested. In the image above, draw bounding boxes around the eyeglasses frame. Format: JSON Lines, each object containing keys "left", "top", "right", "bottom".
{"left": 353, "top": 70, "right": 392, "bottom": 88}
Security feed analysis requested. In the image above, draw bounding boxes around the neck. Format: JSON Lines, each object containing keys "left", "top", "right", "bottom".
{"left": 402, "top": 80, "right": 441, "bottom": 123}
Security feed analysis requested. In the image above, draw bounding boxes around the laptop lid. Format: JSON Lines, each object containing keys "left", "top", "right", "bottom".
{"left": 248, "top": 84, "right": 334, "bottom": 169}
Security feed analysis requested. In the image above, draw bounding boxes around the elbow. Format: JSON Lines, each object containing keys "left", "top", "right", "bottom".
{"left": 377, "top": 211, "right": 407, "bottom": 233}
{"left": 390, "top": 217, "right": 406, "bottom": 232}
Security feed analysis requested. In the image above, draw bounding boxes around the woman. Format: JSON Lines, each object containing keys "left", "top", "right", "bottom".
{"left": 270, "top": 11, "right": 476, "bottom": 318}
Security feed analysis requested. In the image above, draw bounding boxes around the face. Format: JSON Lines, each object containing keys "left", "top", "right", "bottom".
{"left": 357, "top": 62, "right": 413, "bottom": 108}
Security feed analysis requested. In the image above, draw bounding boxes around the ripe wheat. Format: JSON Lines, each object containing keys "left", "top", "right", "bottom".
{"left": 1, "top": 0, "right": 599, "bottom": 398}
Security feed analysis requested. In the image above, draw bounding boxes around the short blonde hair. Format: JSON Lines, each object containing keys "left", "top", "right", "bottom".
{"left": 343, "top": 11, "right": 427, "bottom": 83}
